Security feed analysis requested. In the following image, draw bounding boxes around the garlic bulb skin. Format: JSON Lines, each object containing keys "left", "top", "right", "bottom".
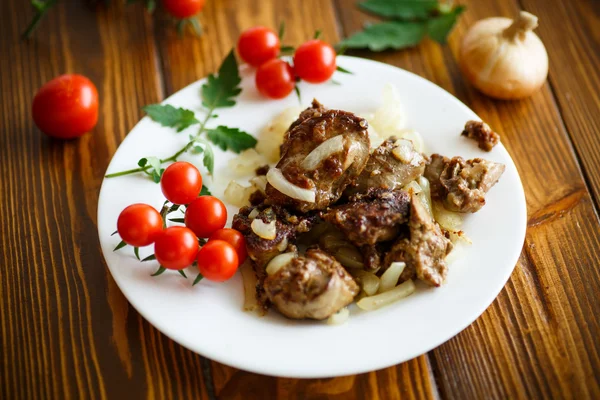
{"left": 459, "top": 11, "right": 549, "bottom": 100}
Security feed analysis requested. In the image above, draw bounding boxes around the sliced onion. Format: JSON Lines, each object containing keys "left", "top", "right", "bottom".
{"left": 357, "top": 280, "right": 416, "bottom": 311}
{"left": 301, "top": 135, "right": 345, "bottom": 170}
{"left": 333, "top": 247, "right": 365, "bottom": 269}
{"left": 251, "top": 218, "right": 277, "bottom": 240}
{"left": 392, "top": 139, "right": 415, "bottom": 163}
{"left": 240, "top": 260, "right": 258, "bottom": 312}
{"left": 351, "top": 270, "right": 380, "bottom": 296}
{"left": 399, "top": 130, "right": 425, "bottom": 153}
{"left": 418, "top": 176, "right": 433, "bottom": 216}
{"left": 379, "top": 262, "right": 406, "bottom": 293}
{"left": 266, "top": 168, "right": 316, "bottom": 203}
{"left": 327, "top": 307, "right": 350, "bottom": 325}
{"left": 266, "top": 252, "right": 296, "bottom": 275}
{"left": 250, "top": 176, "right": 267, "bottom": 193}
{"left": 248, "top": 208, "right": 260, "bottom": 220}
{"left": 402, "top": 180, "right": 422, "bottom": 195}
{"left": 276, "top": 237, "right": 289, "bottom": 252}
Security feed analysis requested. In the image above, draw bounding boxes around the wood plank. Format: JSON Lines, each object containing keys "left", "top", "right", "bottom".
{"left": 154, "top": 1, "right": 438, "bottom": 398}
{"left": 335, "top": 0, "right": 600, "bottom": 398}
{"left": 519, "top": 0, "right": 600, "bottom": 209}
{"left": 0, "top": 1, "right": 209, "bottom": 399}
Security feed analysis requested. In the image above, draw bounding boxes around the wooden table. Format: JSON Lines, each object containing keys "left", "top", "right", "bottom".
{"left": 1, "top": 0, "right": 599, "bottom": 398}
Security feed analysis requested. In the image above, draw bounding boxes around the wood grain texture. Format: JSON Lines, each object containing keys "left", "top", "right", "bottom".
{"left": 1, "top": 0, "right": 599, "bottom": 398}
{"left": 336, "top": 0, "right": 600, "bottom": 398}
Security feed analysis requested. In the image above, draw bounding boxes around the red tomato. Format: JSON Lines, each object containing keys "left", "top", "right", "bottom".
{"left": 117, "top": 204, "right": 163, "bottom": 247}
{"left": 209, "top": 228, "right": 247, "bottom": 263}
{"left": 162, "top": 0, "right": 205, "bottom": 19}
{"left": 185, "top": 196, "right": 227, "bottom": 238}
{"left": 32, "top": 74, "right": 99, "bottom": 139}
{"left": 160, "top": 161, "right": 203, "bottom": 205}
{"left": 154, "top": 226, "right": 199, "bottom": 270}
{"left": 197, "top": 240, "right": 239, "bottom": 282}
{"left": 255, "top": 59, "right": 295, "bottom": 99}
{"left": 237, "top": 26, "right": 280, "bottom": 67}
{"left": 293, "top": 40, "right": 337, "bottom": 83}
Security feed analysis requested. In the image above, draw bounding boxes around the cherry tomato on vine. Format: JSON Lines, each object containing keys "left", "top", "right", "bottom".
{"left": 237, "top": 26, "right": 280, "bottom": 67}
{"left": 197, "top": 240, "right": 239, "bottom": 282}
{"left": 117, "top": 204, "right": 163, "bottom": 247}
{"left": 293, "top": 40, "right": 337, "bottom": 83}
{"left": 255, "top": 59, "right": 295, "bottom": 99}
{"left": 160, "top": 161, "right": 203, "bottom": 205}
{"left": 32, "top": 74, "right": 99, "bottom": 139}
{"left": 185, "top": 196, "right": 227, "bottom": 238}
{"left": 154, "top": 226, "right": 199, "bottom": 270}
{"left": 162, "top": 0, "right": 206, "bottom": 19}
{"left": 209, "top": 228, "right": 247, "bottom": 263}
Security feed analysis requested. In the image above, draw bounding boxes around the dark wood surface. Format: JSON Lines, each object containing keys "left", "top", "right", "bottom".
{"left": 1, "top": 0, "right": 599, "bottom": 398}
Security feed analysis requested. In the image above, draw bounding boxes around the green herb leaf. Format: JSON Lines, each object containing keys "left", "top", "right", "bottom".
{"left": 207, "top": 126, "right": 257, "bottom": 153}
{"left": 339, "top": 21, "right": 427, "bottom": 51}
{"left": 178, "top": 270, "right": 188, "bottom": 278}
{"left": 151, "top": 266, "right": 166, "bottom": 276}
{"left": 113, "top": 240, "right": 127, "bottom": 252}
{"left": 193, "top": 273, "right": 204, "bottom": 286}
{"left": 201, "top": 49, "right": 242, "bottom": 109}
{"left": 191, "top": 146, "right": 204, "bottom": 154}
{"left": 138, "top": 158, "right": 148, "bottom": 167}
{"left": 200, "top": 185, "right": 211, "bottom": 196}
{"left": 336, "top": 65, "right": 353, "bottom": 74}
{"left": 278, "top": 21, "right": 285, "bottom": 40}
{"left": 358, "top": 0, "right": 438, "bottom": 20}
{"left": 427, "top": 6, "right": 465, "bottom": 44}
{"left": 134, "top": 247, "right": 140, "bottom": 260}
{"left": 280, "top": 45, "right": 295, "bottom": 54}
{"left": 146, "top": 156, "right": 161, "bottom": 172}
{"left": 169, "top": 218, "right": 186, "bottom": 223}
{"left": 141, "top": 254, "right": 156, "bottom": 262}
{"left": 143, "top": 104, "right": 200, "bottom": 132}
{"left": 314, "top": 29, "right": 322, "bottom": 39}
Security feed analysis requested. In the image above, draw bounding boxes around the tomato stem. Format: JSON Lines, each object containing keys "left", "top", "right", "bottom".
{"left": 22, "top": 0, "right": 57, "bottom": 39}
{"left": 105, "top": 106, "right": 215, "bottom": 179}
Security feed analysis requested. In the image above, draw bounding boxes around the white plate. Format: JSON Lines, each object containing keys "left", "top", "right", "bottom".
{"left": 98, "top": 56, "right": 526, "bottom": 378}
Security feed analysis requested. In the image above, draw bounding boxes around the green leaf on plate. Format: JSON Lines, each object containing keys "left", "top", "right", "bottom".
{"left": 142, "top": 104, "right": 199, "bottom": 132}
{"left": 200, "top": 49, "right": 242, "bottom": 109}
{"left": 200, "top": 185, "right": 211, "bottom": 196}
{"left": 358, "top": 0, "right": 438, "bottom": 20}
{"left": 427, "top": 5, "right": 465, "bottom": 44}
{"left": 339, "top": 21, "right": 427, "bottom": 51}
{"left": 206, "top": 126, "right": 257, "bottom": 153}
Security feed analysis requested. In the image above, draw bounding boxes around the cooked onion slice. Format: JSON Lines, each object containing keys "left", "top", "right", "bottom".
{"left": 356, "top": 280, "right": 416, "bottom": 311}
{"left": 327, "top": 307, "right": 350, "bottom": 325}
{"left": 379, "top": 262, "right": 406, "bottom": 293}
{"left": 266, "top": 168, "right": 316, "bottom": 203}
{"left": 248, "top": 208, "right": 260, "bottom": 220}
{"left": 301, "top": 135, "right": 345, "bottom": 170}
{"left": 351, "top": 270, "right": 380, "bottom": 296}
{"left": 251, "top": 219, "right": 276, "bottom": 240}
{"left": 240, "top": 260, "right": 258, "bottom": 312}
{"left": 265, "top": 252, "right": 296, "bottom": 275}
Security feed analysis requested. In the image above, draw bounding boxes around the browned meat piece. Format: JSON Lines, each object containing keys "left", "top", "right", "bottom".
{"left": 361, "top": 244, "right": 384, "bottom": 272}
{"left": 321, "top": 189, "right": 410, "bottom": 247}
{"left": 265, "top": 104, "right": 371, "bottom": 213}
{"left": 288, "top": 99, "right": 328, "bottom": 130}
{"left": 347, "top": 138, "right": 426, "bottom": 195}
{"left": 384, "top": 194, "right": 453, "bottom": 287}
{"left": 461, "top": 120, "right": 500, "bottom": 151}
{"left": 255, "top": 165, "right": 269, "bottom": 176}
{"left": 232, "top": 205, "right": 314, "bottom": 268}
{"left": 264, "top": 248, "right": 359, "bottom": 320}
{"left": 425, "top": 154, "right": 505, "bottom": 213}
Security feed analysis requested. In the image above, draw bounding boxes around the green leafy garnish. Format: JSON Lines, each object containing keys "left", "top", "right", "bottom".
{"left": 207, "top": 126, "right": 257, "bottom": 153}
{"left": 113, "top": 240, "right": 127, "bottom": 252}
{"left": 193, "top": 273, "right": 204, "bottom": 286}
{"left": 151, "top": 266, "right": 166, "bottom": 277}
{"left": 200, "top": 185, "right": 212, "bottom": 196}
{"left": 201, "top": 50, "right": 242, "bottom": 109}
{"left": 178, "top": 270, "right": 188, "bottom": 278}
{"left": 141, "top": 254, "right": 156, "bottom": 262}
{"left": 341, "top": 22, "right": 427, "bottom": 51}
{"left": 336, "top": 65, "right": 353, "bottom": 74}
{"left": 142, "top": 104, "right": 200, "bottom": 132}
{"left": 427, "top": 6, "right": 465, "bottom": 44}
{"left": 359, "top": 0, "right": 438, "bottom": 20}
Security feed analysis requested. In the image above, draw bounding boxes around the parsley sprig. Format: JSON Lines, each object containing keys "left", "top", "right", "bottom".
{"left": 105, "top": 49, "right": 256, "bottom": 180}
{"left": 339, "top": 0, "right": 465, "bottom": 51}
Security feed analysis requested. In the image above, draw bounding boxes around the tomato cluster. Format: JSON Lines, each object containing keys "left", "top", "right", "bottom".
{"left": 116, "top": 161, "right": 246, "bottom": 282}
{"left": 237, "top": 27, "right": 337, "bottom": 99}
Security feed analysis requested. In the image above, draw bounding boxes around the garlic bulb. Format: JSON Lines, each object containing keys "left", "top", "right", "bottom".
{"left": 459, "top": 11, "right": 548, "bottom": 100}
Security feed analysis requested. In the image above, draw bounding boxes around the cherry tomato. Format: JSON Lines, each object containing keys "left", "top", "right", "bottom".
{"left": 154, "top": 226, "right": 198, "bottom": 270}
{"left": 237, "top": 26, "right": 280, "bottom": 67}
{"left": 255, "top": 59, "right": 295, "bottom": 99}
{"left": 117, "top": 204, "right": 163, "bottom": 247}
{"left": 209, "top": 228, "right": 247, "bottom": 263}
{"left": 32, "top": 74, "right": 99, "bottom": 139}
{"left": 185, "top": 196, "right": 227, "bottom": 238}
{"left": 293, "top": 40, "right": 337, "bottom": 83}
{"left": 197, "top": 240, "right": 239, "bottom": 282}
{"left": 160, "top": 161, "right": 203, "bottom": 205}
{"left": 162, "top": 0, "right": 205, "bottom": 19}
